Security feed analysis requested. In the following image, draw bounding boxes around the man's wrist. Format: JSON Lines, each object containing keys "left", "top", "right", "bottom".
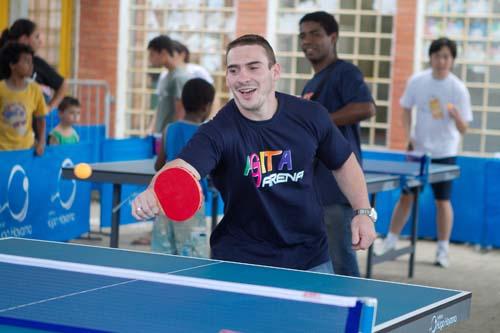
{"left": 353, "top": 208, "right": 377, "bottom": 223}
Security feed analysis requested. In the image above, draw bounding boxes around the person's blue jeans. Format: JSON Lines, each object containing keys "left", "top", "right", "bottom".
{"left": 309, "top": 260, "right": 334, "bottom": 274}
{"left": 323, "top": 203, "right": 360, "bottom": 277}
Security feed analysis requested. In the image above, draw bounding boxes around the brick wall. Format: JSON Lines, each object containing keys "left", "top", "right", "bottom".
{"left": 73, "top": 1, "right": 417, "bottom": 144}
{"left": 389, "top": 0, "right": 417, "bottom": 149}
{"left": 236, "top": 0, "right": 267, "bottom": 37}
{"left": 77, "top": 0, "right": 119, "bottom": 136}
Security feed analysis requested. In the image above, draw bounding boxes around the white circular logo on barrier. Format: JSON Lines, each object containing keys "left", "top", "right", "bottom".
{"left": 0, "top": 165, "right": 29, "bottom": 222}
{"left": 50, "top": 158, "right": 77, "bottom": 210}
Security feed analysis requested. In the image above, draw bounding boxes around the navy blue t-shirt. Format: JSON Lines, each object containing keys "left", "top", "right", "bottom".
{"left": 302, "top": 59, "right": 373, "bottom": 205}
{"left": 178, "top": 92, "right": 352, "bottom": 270}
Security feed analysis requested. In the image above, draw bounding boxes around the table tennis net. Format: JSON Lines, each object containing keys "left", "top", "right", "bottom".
{"left": 0, "top": 254, "right": 376, "bottom": 333}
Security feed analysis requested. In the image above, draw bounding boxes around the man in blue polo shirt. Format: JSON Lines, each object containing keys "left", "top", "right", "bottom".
{"left": 299, "top": 11, "right": 376, "bottom": 276}
{"left": 132, "top": 34, "right": 377, "bottom": 273}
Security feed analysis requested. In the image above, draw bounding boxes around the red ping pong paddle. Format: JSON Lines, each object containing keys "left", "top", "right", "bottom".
{"left": 153, "top": 167, "right": 203, "bottom": 222}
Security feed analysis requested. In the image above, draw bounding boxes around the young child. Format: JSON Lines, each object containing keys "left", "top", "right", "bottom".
{"left": 0, "top": 43, "right": 47, "bottom": 154}
{"left": 48, "top": 96, "right": 80, "bottom": 145}
{"left": 152, "top": 78, "right": 215, "bottom": 257}
{"left": 0, "top": 19, "right": 66, "bottom": 112}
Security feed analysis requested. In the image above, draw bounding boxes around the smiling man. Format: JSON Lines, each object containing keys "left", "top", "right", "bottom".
{"left": 131, "top": 34, "right": 376, "bottom": 273}
{"left": 299, "top": 11, "right": 376, "bottom": 277}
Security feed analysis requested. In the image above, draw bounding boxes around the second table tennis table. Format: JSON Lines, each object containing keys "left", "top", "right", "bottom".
{"left": 62, "top": 158, "right": 459, "bottom": 279}
{"left": 62, "top": 159, "right": 401, "bottom": 248}
{"left": 363, "top": 159, "right": 460, "bottom": 278}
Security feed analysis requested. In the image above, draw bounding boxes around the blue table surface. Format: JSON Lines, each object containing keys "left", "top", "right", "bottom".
{"left": 363, "top": 159, "right": 458, "bottom": 177}
{"left": 0, "top": 238, "right": 468, "bottom": 332}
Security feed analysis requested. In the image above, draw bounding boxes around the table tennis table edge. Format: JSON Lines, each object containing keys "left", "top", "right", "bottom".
{"left": 373, "top": 291, "right": 471, "bottom": 332}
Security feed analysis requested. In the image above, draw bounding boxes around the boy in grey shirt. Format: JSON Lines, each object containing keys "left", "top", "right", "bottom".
{"left": 147, "top": 35, "right": 193, "bottom": 134}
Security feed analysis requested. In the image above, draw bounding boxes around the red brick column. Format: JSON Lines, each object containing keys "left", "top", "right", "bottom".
{"left": 236, "top": 0, "right": 268, "bottom": 37}
{"left": 78, "top": 0, "right": 119, "bottom": 136}
{"left": 389, "top": 0, "right": 417, "bottom": 150}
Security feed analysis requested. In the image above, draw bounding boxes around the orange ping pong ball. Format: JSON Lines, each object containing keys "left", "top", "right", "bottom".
{"left": 74, "top": 163, "right": 92, "bottom": 179}
{"left": 447, "top": 103, "right": 454, "bottom": 110}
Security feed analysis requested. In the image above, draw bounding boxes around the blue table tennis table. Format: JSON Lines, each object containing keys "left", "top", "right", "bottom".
{"left": 61, "top": 159, "right": 401, "bottom": 248}
{"left": 0, "top": 238, "right": 470, "bottom": 332}
{"left": 363, "top": 159, "right": 460, "bottom": 279}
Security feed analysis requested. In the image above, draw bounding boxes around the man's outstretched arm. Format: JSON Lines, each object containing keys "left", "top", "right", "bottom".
{"left": 332, "top": 153, "right": 376, "bottom": 250}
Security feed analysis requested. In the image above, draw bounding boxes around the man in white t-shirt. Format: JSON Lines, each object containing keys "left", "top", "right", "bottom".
{"left": 173, "top": 41, "right": 214, "bottom": 84}
{"left": 155, "top": 42, "right": 214, "bottom": 97}
{"left": 376, "top": 38, "right": 472, "bottom": 268}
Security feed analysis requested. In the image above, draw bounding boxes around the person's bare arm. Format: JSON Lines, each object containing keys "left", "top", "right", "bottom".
{"left": 332, "top": 153, "right": 376, "bottom": 250}
{"left": 154, "top": 130, "right": 167, "bottom": 171}
{"left": 402, "top": 107, "right": 412, "bottom": 147}
{"left": 448, "top": 105, "right": 468, "bottom": 134}
{"left": 47, "top": 80, "right": 67, "bottom": 110}
{"left": 175, "top": 99, "right": 185, "bottom": 120}
{"left": 330, "top": 102, "right": 375, "bottom": 126}
{"left": 147, "top": 112, "right": 157, "bottom": 135}
{"left": 34, "top": 117, "right": 46, "bottom": 156}
{"left": 132, "top": 158, "right": 199, "bottom": 220}
{"left": 48, "top": 134, "right": 59, "bottom": 145}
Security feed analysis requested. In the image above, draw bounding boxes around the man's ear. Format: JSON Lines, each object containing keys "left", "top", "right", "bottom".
{"left": 271, "top": 63, "right": 281, "bottom": 81}
{"left": 330, "top": 32, "right": 338, "bottom": 44}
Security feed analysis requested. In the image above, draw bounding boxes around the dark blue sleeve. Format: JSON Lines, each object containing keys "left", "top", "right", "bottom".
{"left": 177, "top": 122, "right": 223, "bottom": 178}
{"left": 33, "top": 56, "right": 64, "bottom": 90}
{"left": 314, "top": 106, "right": 353, "bottom": 170}
{"left": 340, "top": 67, "right": 373, "bottom": 104}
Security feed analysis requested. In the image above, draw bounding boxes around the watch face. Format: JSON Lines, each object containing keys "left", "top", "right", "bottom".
{"left": 370, "top": 208, "right": 378, "bottom": 221}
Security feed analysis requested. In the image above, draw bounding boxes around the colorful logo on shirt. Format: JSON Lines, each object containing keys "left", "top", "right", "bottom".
{"left": 3, "top": 103, "right": 27, "bottom": 136}
{"left": 243, "top": 150, "right": 304, "bottom": 188}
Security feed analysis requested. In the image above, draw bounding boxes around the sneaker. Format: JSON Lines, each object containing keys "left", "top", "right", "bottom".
{"left": 373, "top": 238, "right": 397, "bottom": 256}
{"left": 435, "top": 250, "right": 450, "bottom": 268}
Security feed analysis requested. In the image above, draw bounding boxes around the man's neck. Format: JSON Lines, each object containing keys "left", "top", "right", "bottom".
{"left": 58, "top": 122, "right": 73, "bottom": 131}
{"left": 184, "top": 112, "right": 205, "bottom": 123}
{"left": 6, "top": 76, "right": 27, "bottom": 89}
{"left": 432, "top": 70, "right": 450, "bottom": 80}
{"left": 237, "top": 94, "right": 278, "bottom": 121}
{"left": 312, "top": 53, "right": 337, "bottom": 73}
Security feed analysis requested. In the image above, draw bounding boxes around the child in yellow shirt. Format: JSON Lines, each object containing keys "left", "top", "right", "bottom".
{"left": 0, "top": 43, "right": 47, "bottom": 154}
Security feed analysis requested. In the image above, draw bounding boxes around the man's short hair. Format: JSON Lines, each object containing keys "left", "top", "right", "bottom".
{"left": 226, "top": 34, "right": 276, "bottom": 68}
{"left": 0, "top": 42, "right": 34, "bottom": 79}
{"left": 172, "top": 40, "right": 190, "bottom": 63}
{"left": 429, "top": 38, "right": 457, "bottom": 59}
{"left": 59, "top": 96, "right": 80, "bottom": 112}
{"left": 299, "top": 11, "right": 339, "bottom": 35}
{"left": 147, "top": 35, "right": 174, "bottom": 56}
{"left": 182, "top": 78, "right": 215, "bottom": 113}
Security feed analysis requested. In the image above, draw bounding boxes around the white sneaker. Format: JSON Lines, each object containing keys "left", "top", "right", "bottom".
{"left": 373, "top": 238, "right": 397, "bottom": 256}
{"left": 435, "top": 250, "right": 450, "bottom": 268}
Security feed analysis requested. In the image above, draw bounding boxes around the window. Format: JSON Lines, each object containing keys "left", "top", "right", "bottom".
{"left": 125, "top": 0, "right": 236, "bottom": 136}
{"left": 274, "top": 0, "right": 396, "bottom": 148}
{"left": 422, "top": 0, "right": 500, "bottom": 156}
{"left": 29, "top": 0, "right": 62, "bottom": 68}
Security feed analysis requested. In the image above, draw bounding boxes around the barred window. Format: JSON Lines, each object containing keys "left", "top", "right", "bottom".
{"left": 274, "top": 0, "right": 395, "bottom": 148}
{"left": 28, "top": 0, "right": 62, "bottom": 68}
{"left": 422, "top": 0, "right": 500, "bottom": 156}
{"left": 125, "top": 0, "right": 236, "bottom": 136}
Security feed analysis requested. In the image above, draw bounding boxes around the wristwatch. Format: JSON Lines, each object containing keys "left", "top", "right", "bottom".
{"left": 353, "top": 208, "right": 377, "bottom": 223}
